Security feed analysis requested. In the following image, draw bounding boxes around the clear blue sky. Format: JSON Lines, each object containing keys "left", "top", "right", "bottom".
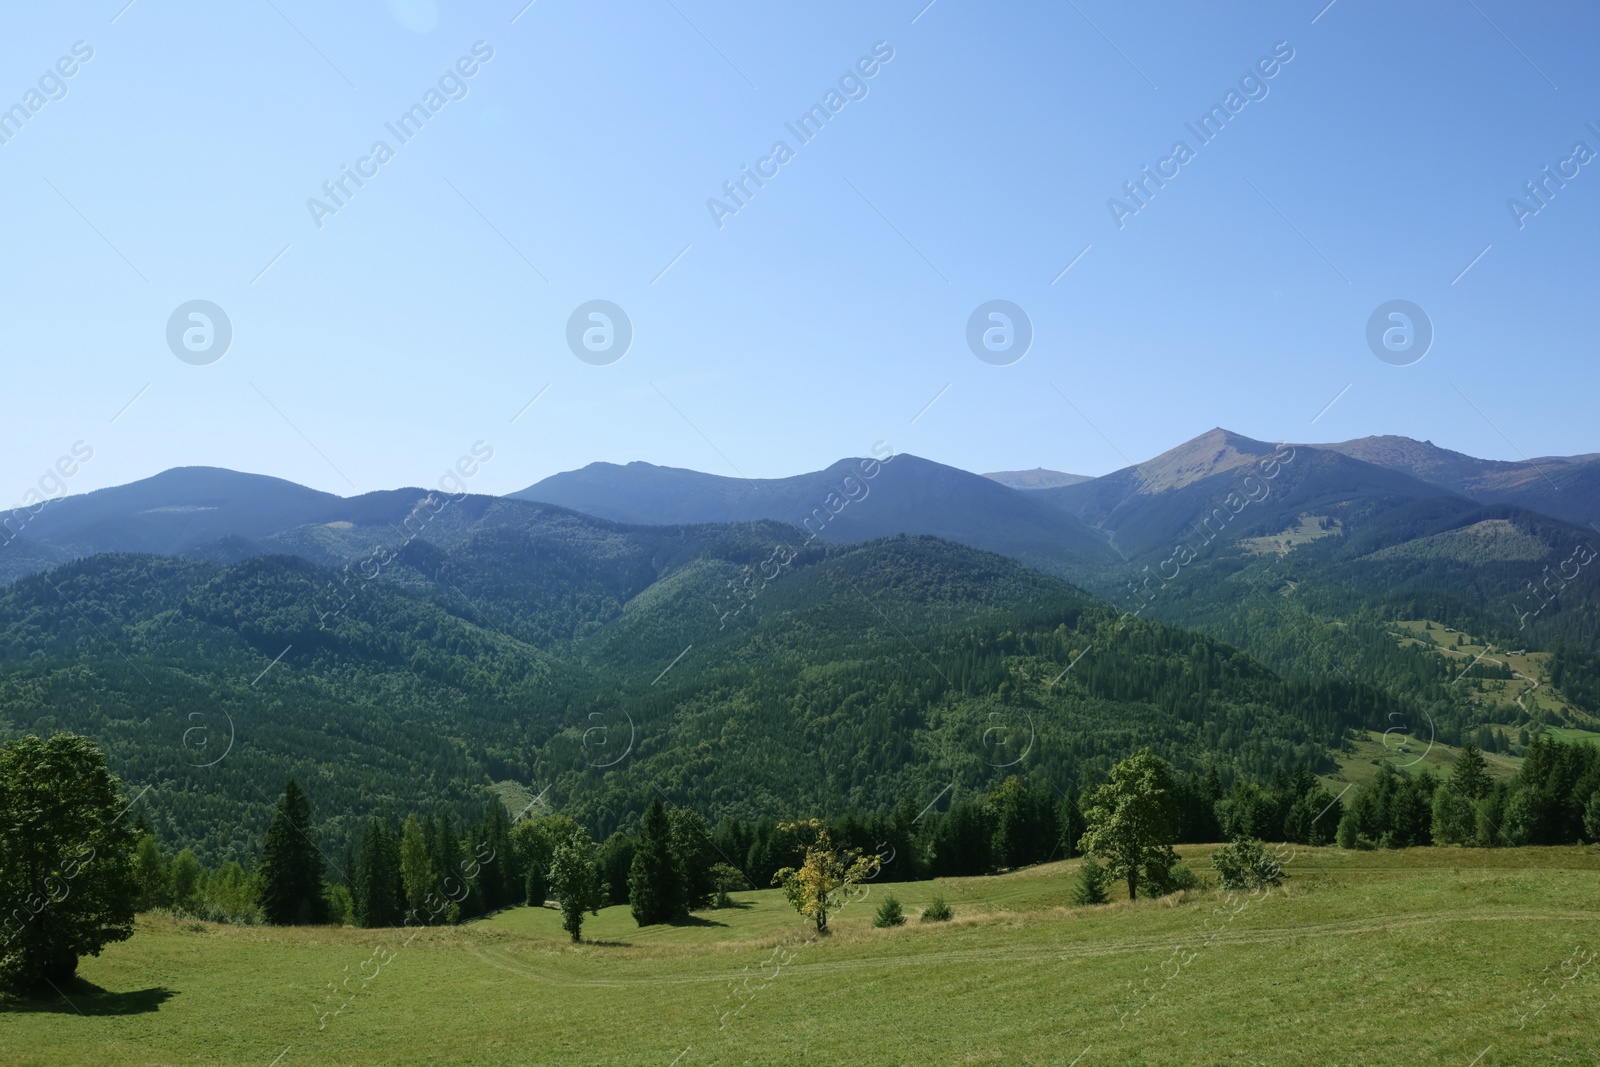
{"left": 3, "top": 0, "right": 1597, "bottom": 500}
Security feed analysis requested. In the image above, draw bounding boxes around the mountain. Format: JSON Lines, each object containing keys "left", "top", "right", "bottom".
{"left": 15, "top": 466, "right": 343, "bottom": 555}
{"left": 0, "top": 526, "right": 1393, "bottom": 862}
{"left": 513, "top": 453, "right": 1121, "bottom": 577}
{"left": 1025, "top": 429, "right": 1469, "bottom": 561}
{"left": 983, "top": 468, "right": 1093, "bottom": 490}
{"left": 1313, "top": 435, "right": 1600, "bottom": 529}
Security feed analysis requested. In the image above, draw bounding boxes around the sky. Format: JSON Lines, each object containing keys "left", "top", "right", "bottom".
{"left": 2, "top": 0, "right": 1598, "bottom": 502}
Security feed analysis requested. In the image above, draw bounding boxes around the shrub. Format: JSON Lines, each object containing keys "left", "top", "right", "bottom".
{"left": 920, "top": 896, "right": 952, "bottom": 923}
{"left": 1210, "top": 838, "right": 1286, "bottom": 892}
{"left": 1140, "top": 862, "right": 1200, "bottom": 898}
{"left": 872, "top": 895, "right": 906, "bottom": 927}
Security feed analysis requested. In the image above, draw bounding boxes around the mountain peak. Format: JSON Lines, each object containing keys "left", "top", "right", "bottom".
{"left": 1132, "top": 428, "right": 1275, "bottom": 493}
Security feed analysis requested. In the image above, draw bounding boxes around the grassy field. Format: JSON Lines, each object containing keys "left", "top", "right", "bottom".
{"left": 1388, "top": 620, "right": 1596, "bottom": 726}
{"left": 5, "top": 846, "right": 1598, "bottom": 1066}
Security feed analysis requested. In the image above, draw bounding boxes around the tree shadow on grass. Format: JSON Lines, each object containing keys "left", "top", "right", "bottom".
{"left": 0, "top": 979, "right": 175, "bottom": 1016}
{"left": 667, "top": 915, "right": 729, "bottom": 928}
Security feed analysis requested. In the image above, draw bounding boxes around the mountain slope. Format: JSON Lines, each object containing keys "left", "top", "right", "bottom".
{"left": 1315, "top": 435, "right": 1600, "bottom": 528}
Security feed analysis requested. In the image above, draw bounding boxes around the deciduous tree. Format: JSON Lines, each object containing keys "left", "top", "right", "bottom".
{"left": 1077, "top": 751, "right": 1179, "bottom": 901}
{"left": 0, "top": 734, "right": 139, "bottom": 993}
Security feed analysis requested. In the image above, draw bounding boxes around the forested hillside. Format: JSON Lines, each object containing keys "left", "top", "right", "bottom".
{"left": 0, "top": 519, "right": 1416, "bottom": 866}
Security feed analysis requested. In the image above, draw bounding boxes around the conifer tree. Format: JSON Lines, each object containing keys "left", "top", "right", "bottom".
{"left": 258, "top": 780, "right": 328, "bottom": 925}
{"left": 628, "top": 798, "right": 683, "bottom": 926}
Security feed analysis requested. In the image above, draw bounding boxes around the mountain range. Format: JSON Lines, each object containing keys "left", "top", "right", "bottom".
{"left": 2, "top": 428, "right": 1596, "bottom": 859}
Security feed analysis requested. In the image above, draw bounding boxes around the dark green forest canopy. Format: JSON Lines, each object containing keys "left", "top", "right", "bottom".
{"left": 0, "top": 522, "right": 1504, "bottom": 863}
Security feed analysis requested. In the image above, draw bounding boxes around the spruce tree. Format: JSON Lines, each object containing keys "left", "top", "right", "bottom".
{"left": 1450, "top": 742, "right": 1491, "bottom": 801}
{"left": 354, "top": 818, "right": 403, "bottom": 928}
{"left": 258, "top": 780, "right": 328, "bottom": 925}
{"left": 1071, "top": 857, "right": 1109, "bottom": 905}
{"left": 628, "top": 798, "right": 682, "bottom": 925}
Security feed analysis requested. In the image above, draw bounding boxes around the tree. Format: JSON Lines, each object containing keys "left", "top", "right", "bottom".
{"left": 628, "top": 799, "right": 683, "bottom": 926}
{"left": 258, "top": 780, "right": 328, "bottom": 926}
{"left": 1209, "top": 838, "right": 1286, "bottom": 892}
{"left": 770, "top": 820, "right": 881, "bottom": 933}
{"left": 1584, "top": 790, "right": 1600, "bottom": 844}
{"left": 133, "top": 835, "right": 170, "bottom": 911}
{"left": 548, "top": 833, "right": 602, "bottom": 942}
{"left": 708, "top": 863, "right": 747, "bottom": 908}
{"left": 169, "top": 848, "right": 203, "bottom": 914}
{"left": 1071, "top": 857, "right": 1110, "bottom": 906}
{"left": 399, "top": 814, "right": 434, "bottom": 919}
{"left": 668, "top": 808, "right": 718, "bottom": 912}
{"left": 1431, "top": 785, "right": 1477, "bottom": 846}
{"left": 596, "top": 832, "right": 635, "bottom": 908}
{"left": 1450, "top": 742, "right": 1491, "bottom": 801}
{"left": 919, "top": 896, "right": 952, "bottom": 922}
{"left": 0, "top": 734, "right": 139, "bottom": 993}
{"left": 1078, "top": 752, "right": 1180, "bottom": 901}
{"left": 872, "top": 896, "right": 906, "bottom": 927}
{"left": 354, "top": 818, "right": 403, "bottom": 928}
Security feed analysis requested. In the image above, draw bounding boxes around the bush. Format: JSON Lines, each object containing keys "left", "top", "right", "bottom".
{"left": 1070, "top": 858, "right": 1109, "bottom": 906}
{"left": 872, "top": 895, "right": 906, "bottom": 927}
{"left": 1210, "top": 838, "right": 1286, "bottom": 892}
{"left": 1140, "top": 862, "right": 1200, "bottom": 898}
{"left": 920, "top": 896, "right": 952, "bottom": 923}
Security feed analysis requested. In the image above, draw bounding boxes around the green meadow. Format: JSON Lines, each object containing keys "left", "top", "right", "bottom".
{"left": 6, "top": 845, "right": 1598, "bottom": 1067}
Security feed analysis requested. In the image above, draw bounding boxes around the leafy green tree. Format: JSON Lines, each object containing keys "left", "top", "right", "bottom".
{"left": 324, "top": 883, "right": 353, "bottom": 926}
{"left": 668, "top": 808, "right": 718, "bottom": 912}
{"left": 1209, "top": 838, "right": 1286, "bottom": 891}
{"left": 399, "top": 814, "right": 434, "bottom": 919}
{"left": 1450, "top": 742, "right": 1492, "bottom": 801}
{"left": 1071, "top": 857, "right": 1110, "bottom": 905}
{"left": 169, "top": 848, "right": 202, "bottom": 914}
{"left": 0, "top": 734, "right": 139, "bottom": 993}
{"left": 1431, "top": 786, "right": 1477, "bottom": 846}
{"left": 1584, "top": 790, "right": 1600, "bottom": 844}
{"left": 708, "top": 863, "right": 746, "bottom": 908}
{"left": 1078, "top": 752, "right": 1180, "bottom": 901}
{"left": 771, "top": 821, "right": 880, "bottom": 933}
{"left": 628, "top": 799, "right": 683, "bottom": 926}
{"left": 872, "top": 895, "right": 906, "bottom": 927}
{"left": 133, "top": 834, "right": 170, "bottom": 911}
{"left": 548, "top": 833, "right": 602, "bottom": 942}
{"left": 258, "top": 780, "right": 328, "bottom": 926}
{"left": 511, "top": 813, "right": 582, "bottom": 910}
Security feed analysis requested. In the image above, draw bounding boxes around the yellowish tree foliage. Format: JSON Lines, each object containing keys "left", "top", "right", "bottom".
{"left": 770, "top": 820, "right": 881, "bottom": 933}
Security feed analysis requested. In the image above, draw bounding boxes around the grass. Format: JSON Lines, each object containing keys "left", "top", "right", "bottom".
{"left": 1387, "top": 619, "right": 1597, "bottom": 726}
{"left": 1238, "top": 514, "right": 1342, "bottom": 556}
{"left": 6, "top": 847, "right": 1599, "bottom": 1066}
